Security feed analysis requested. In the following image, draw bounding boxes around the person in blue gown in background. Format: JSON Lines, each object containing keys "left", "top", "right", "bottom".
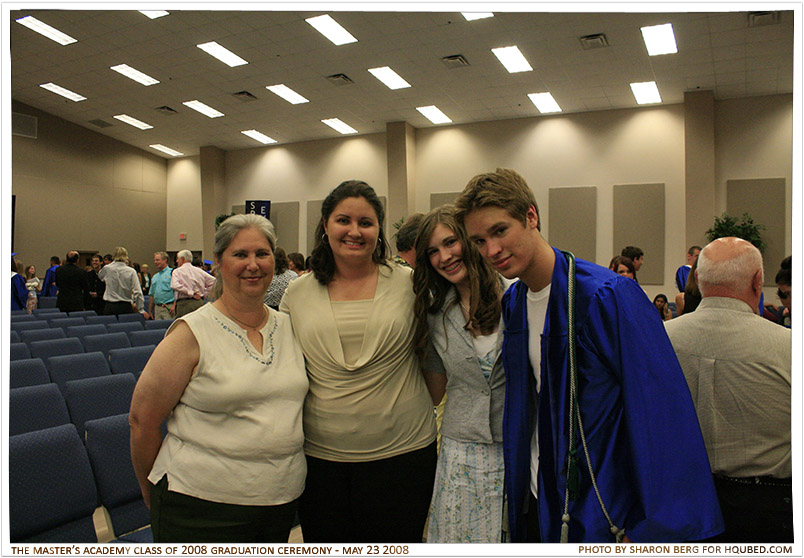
{"left": 11, "top": 255, "right": 30, "bottom": 311}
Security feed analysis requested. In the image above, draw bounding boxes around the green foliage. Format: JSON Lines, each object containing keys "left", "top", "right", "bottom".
{"left": 215, "top": 213, "right": 235, "bottom": 230}
{"left": 392, "top": 216, "right": 405, "bottom": 231}
{"left": 705, "top": 212, "right": 766, "bottom": 253}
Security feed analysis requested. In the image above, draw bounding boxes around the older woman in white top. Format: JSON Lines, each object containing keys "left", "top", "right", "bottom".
{"left": 280, "top": 180, "right": 436, "bottom": 543}
{"left": 130, "top": 214, "right": 308, "bottom": 542}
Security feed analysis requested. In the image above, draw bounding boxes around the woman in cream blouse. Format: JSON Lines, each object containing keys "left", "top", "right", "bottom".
{"left": 280, "top": 180, "right": 437, "bottom": 543}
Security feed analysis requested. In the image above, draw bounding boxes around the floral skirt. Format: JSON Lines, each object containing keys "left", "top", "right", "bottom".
{"left": 425, "top": 436, "right": 506, "bottom": 543}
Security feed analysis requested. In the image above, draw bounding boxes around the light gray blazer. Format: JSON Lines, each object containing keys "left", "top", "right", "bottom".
{"left": 424, "top": 289, "right": 505, "bottom": 444}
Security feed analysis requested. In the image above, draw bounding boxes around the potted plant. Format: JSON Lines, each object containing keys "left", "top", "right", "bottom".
{"left": 705, "top": 212, "right": 766, "bottom": 253}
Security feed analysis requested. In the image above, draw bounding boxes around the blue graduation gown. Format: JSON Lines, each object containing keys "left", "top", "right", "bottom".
{"left": 41, "top": 264, "right": 59, "bottom": 297}
{"left": 675, "top": 265, "right": 690, "bottom": 293}
{"left": 11, "top": 272, "right": 29, "bottom": 311}
{"left": 502, "top": 248, "right": 723, "bottom": 543}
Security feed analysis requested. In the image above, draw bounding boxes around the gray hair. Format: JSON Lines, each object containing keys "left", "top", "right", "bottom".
{"left": 154, "top": 251, "right": 168, "bottom": 261}
{"left": 697, "top": 238, "right": 763, "bottom": 297}
{"left": 177, "top": 249, "right": 193, "bottom": 262}
{"left": 214, "top": 213, "right": 276, "bottom": 257}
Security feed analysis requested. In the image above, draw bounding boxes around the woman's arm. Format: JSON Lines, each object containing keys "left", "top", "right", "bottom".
{"left": 422, "top": 369, "right": 447, "bottom": 405}
{"left": 129, "top": 321, "right": 199, "bottom": 508}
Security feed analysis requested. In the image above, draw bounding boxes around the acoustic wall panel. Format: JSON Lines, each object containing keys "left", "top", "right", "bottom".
{"left": 726, "top": 178, "right": 786, "bottom": 286}
{"left": 430, "top": 192, "right": 460, "bottom": 210}
{"left": 613, "top": 183, "right": 665, "bottom": 285}
{"left": 548, "top": 187, "right": 597, "bottom": 263}
{"left": 270, "top": 201, "right": 300, "bottom": 254}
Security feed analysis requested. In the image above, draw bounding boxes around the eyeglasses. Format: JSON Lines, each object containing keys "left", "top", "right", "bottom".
{"left": 777, "top": 288, "right": 791, "bottom": 300}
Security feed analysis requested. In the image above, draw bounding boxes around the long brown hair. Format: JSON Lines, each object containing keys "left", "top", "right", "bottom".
{"left": 412, "top": 205, "right": 501, "bottom": 363}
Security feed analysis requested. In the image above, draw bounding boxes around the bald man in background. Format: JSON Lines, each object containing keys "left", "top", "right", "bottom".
{"left": 55, "top": 250, "right": 89, "bottom": 312}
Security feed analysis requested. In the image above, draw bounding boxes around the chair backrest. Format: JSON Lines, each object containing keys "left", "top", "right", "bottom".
{"left": 40, "top": 312, "right": 69, "bottom": 321}
{"left": 10, "top": 342, "right": 31, "bottom": 361}
{"left": 11, "top": 321, "right": 49, "bottom": 333}
{"left": 108, "top": 345, "right": 156, "bottom": 378}
{"left": 9, "top": 384, "right": 72, "bottom": 436}
{"left": 9, "top": 424, "right": 98, "bottom": 542}
{"left": 117, "top": 313, "right": 145, "bottom": 324}
{"left": 84, "top": 413, "right": 151, "bottom": 539}
{"left": 10, "top": 358, "right": 50, "bottom": 389}
{"left": 85, "top": 315, "right": 118, "bottom": 326}
{"left": 19, "top": 327, "right": 67, "bottom": 346}
{"left": 66, "top": 324, "right": 108, "bottom": 342}
{"left": 68, "top": 310, "right": 98, "bottom": 318}
{"left": 48, "top": 351, "right": 112, "bottom": 393}
{"left": 63, "top": 374, "right": 137, "bottom": 439}
{"left": 31, "top": 306, "right": 61, "bottom": 315}
{"left": 107, "top": 321, "right": 144, "bottom": 334}
{"left": 11, "top": 309, "right": 31, "bottom": 316}
{"left": 29, "top": 337, "right": 84, "bottom": 362}
{"left": 145, "top": 319, "right": 174, "bottom": 330}
{"left": 35, "top": 296, "right": 59, "bottom": 309}
{"left": 10, "top": 330, "right": 21, "bottom": 343}
{"left": 11, "top": 313, "right": 36, "bottom": 322}
{"left": 129, "top": 329, "right": 166, "bottom": 348}
{"left": 82, "top": 332, "right": 131, "bottom": 356}
{"left": 48, "top": 317, "right": 87, "bottom": 331}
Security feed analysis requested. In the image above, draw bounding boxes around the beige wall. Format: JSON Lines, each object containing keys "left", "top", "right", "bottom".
{"left": 11, "top": 101, "right": 167, "bottom": 272}
{"left": 166, "top": 156, "right": 203, "bottom": 254}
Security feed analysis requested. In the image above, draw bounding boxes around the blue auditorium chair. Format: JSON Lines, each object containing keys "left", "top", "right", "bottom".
{"left": 29, "top": 337, "right": 84, "bottom": 363}
{"left": 48, "top": 317, "right": 87, "bottom": 331}
{"left": 48, "top": 352, "right": 112, "bottom": 394}
{"left": 19, "top": 327, "right": 67, "bottom": 346}
{"left": 63, "top": 374, "right": 137, "bottom": 439}
{"left": 117, "top": 313, "right": 146, "bottom": 324}
{"left": 129, "top": 329, "right": 166, "bottom": 348}
{"left": 9, "top": 384, "right": 71, "bottom": 436}
{"left": 11, "top": 342, "right": 31, "bottom": 361}
{"left": 145, "top": 319, "right": 174, "bottom": 330}
{"left": 66, "top": 324, "right": 109, "bottom": 344}
{"left": 107, "top": 321, "right": 144, "bottom": 334}
{"left": 82, "top": 332, "right": 131, "bottom": 357}
{"left": 68, "top": 310, "right": 98, "bottom": 318}
{"left": 108, "top": 345, "right": 155, "bottom": 379}
{"left": 10, "top": 330, "right": 21, "bottom": 343}
{"left": 10, "top": 358, "right": 50, "bottom": 389}
{"left": 11, "top": 321, "right": 49, "bottom": 333}
{"left": 86, "top": 315, "right": 118, "bottom": 326}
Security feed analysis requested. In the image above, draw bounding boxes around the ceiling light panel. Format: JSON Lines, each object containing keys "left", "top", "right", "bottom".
{"left": 40, "top": 82, "right": 85, "bottom": 102}
{"left": 150, "top": 144, "right": 183, "bottom": 156}
{"left": 16, "top": 15, "right": 77, "bottom": 45}
{"left": 321, "top": 118, "right": 358, "bottom": 134}
{"left": 416, "top": 105, "right": 452, "bottom": 124}
{"left": 528, "top": 92, "right": 562, "bottom": 113}
{"left": 306, "top": 14, "right": 357, "bottom": 45}
{"left": 641, "top": 23, "right": 678, "bottom": 56}
{"left": 139, "top": 11, "right": 169, "bottom": 19}
{"left": 368, "top": 67, "right": 411, "bottom": 90}
{"left": 630, "top": 81, "right": 662, "bottom": 104}
{"left": 266, "top": 84, "right": 309, "bottom": 104}
{"left": 182, "top": 100, "right": 224, "bottom": 118}
{"left": 110, "top": 64, "right": 159, "bottom": 86}
{"left": 462, "top": 13, "right": 494, "bottom": 21}
{"left": 197, "top": 41, "right": 248, "bottom": 67}
{"left": 242, "top": 130, "right": 277, "bottom": 144}
{"left": 491, "top": 46, "right": 532, "bottom": 73}
{"left": 114, "top": 114, "right": 153, "bottom": 130}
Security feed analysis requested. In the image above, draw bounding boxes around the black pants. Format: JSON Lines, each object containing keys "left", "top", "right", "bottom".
{"left": 150, "top": 475, "right": 298, "bottom": 543}
{"left": 525, "top": 492, "right": 542, "bottom": 543}
{"left": 104, "top": 300, "right": 135, "bottom": 315}
{"left": 707, "top": 475, "right": 793, "bottom": 543}
{"left": 299, "top": 442, "right": 437, "bottom": 543}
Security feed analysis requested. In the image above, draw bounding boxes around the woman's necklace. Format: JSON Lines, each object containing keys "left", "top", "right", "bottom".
{"left": 220, "top": 297, "right": 267, "bottom": 330}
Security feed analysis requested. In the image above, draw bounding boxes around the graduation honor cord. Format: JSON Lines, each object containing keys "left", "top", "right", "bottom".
{"left": 560, "top": 250, "right": 625, "bottom": 544}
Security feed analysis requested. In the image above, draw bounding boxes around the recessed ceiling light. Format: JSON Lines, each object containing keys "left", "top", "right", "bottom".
{"left": 39, "top": 82, "right": 85, "bottom": 102}
{"left": 491, "top": 46, "right": 533, "bottom": 73}
{"left": 528, "top": 92, "right": 562, "bottom": 114}
{"left": 640, "top": 23, "right": 678, "bottom": 56}
{"left": 266, "top": 84, "right": 309, "bottom": 104}
{"left": 306, "top": 14, "right": 357, "bottom": 46}
{"left": 416, "top": 105, "right": 452, "bottom": 124}
{"left": 241, "top": 130, "right": 277, "bottom": 144}
{"left": 368, "top": 67, "right": 411, "bottom": 90}
{"left": 139, "top": 11, "right": 169, "bottom": 19}
{"left": 16, "top": 15, "right": 77, "bottom": 45}
{"left": 110, "top": 64, "right": 159, "bottom": 86}
{"left": 630, "top": 81, "right": 662, "bottom": 104}
{"left": 182, "top": 100, "right": 224, "bottom": 118}
{"left": 114, "top": 114, "right": 153, "bottom": 130}
{"left": 197, "top": 41, "right": 248, "bottom": 67}
{"left": 149, "top": 144, "right": 183, "bottom": 157}
{"left": 321, "top": 118, "right": 358, "bottom": 135}
{"left": 462, "top": 13, "right": 494, "bottom": 21}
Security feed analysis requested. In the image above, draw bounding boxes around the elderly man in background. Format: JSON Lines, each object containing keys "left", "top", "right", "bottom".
{"left": 171, "top": 249, "right": 216, "bottom": 318}
{"left": 665, "top": 237, "right": 792, "bottom": 543}
{"left": 149, "top": 251, "right": 174, "bottom": 320}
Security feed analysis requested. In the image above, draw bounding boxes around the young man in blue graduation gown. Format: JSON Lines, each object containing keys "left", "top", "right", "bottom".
{"left": 455, "top": 168, "right": 723, "bottom": 543}
{"left": 11, "top": 256, "right": 29, "bottom": 311}
{"left": 41, "top": 256, "right": 60, "bottom": 297}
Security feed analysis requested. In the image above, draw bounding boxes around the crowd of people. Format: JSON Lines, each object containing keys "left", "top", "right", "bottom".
{"left": 12, "top": 169, "right": 792, "bottom": 545}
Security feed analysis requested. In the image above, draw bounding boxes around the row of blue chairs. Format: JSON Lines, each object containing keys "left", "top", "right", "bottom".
{"left": 12, "top": 316, "right": 172, "bottom": 332}
{"left": 13, "top": 294, "right": 152, "bottom": 312}
{"left": 11, "top": 329, "right": 166, "bottom": 362}
{"left": 12, "top": 321, "right": 170, "bottom": 344}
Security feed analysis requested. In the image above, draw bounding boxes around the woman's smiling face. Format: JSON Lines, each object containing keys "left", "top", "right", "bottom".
{"left": 323, "top": 196, "right": 380, "bottom": 265}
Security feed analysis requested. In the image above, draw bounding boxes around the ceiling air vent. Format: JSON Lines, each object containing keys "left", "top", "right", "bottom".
{"left": 441, "top": 54, "right": 470, "bottom": 69}
{"left": 155, "top": 105, "right": 178, "bottom": 115}
{"left": 89, "top": 118, "right": 113, "bottom": 128}
{"left": 326, "top": 73, "right": 354, "bottom": 86}
{"left": 579, "top": 33, "right": 609, "bottom": 50}
{"left": 232, "top": 90, "right": 258, "bottom": 102}
{"left": 12, "top": 112, "right": 37, "bottom": 138}
{"left": 748, "top": 11, "right": 779, "bottom": 27}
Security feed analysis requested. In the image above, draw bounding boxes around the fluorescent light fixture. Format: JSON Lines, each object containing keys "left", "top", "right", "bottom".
{"left": 266, "top": 84, "right": 309, "bottom": 104}
{"left": 197, "top": 41, "right": 248, "bottom": 67}
{"left": 491, "top": 46, "right": 532, "bottom": 73}
{"left": 416, "top": 105, "right": 452, "bottom": 124}
{"left": 462, "top": 13, "right": 494, "bottom": 21}
{"left": 368, "top": 67, "right": 411, "bottom": 90}
{"left": 110, "top": 64, "right": 159, "bottom": 86}
{"left": 182, "top": 100, "right": 224, "bottom": 118}
{"left": 149, "top": 144, "right": 183, "bottom": 157}
{"left": 528, "top": 92, "right": 562, "bottom": 113}
{"left": 306, "top": 14, "right": 357, "bottom": 45}
{"left": 16, "top": 15, "right": 77, "bottom": 45}
{"left": 242, "top": 130, "right": 277, "bottom": 144}
{"left": 321, "top": 118, "right": 358, "bottom": 134}
{"left": 139, "top": 10, "right": 169, "bottom": 19}
{"left": 630, "top": 81, "right": 662, "bottom": 104}
{"left": 113, "top": 114, "right": 153, "bottom": 130}
{"left": 641, "top": 23, "right": 678, "bottom": 56}
{"left": 39, "top": 82, "right": 85, "bottom": 102}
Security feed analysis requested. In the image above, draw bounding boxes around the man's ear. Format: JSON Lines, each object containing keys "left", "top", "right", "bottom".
{"left": 526, "top": 206, "right": 539, "bottom": 230}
